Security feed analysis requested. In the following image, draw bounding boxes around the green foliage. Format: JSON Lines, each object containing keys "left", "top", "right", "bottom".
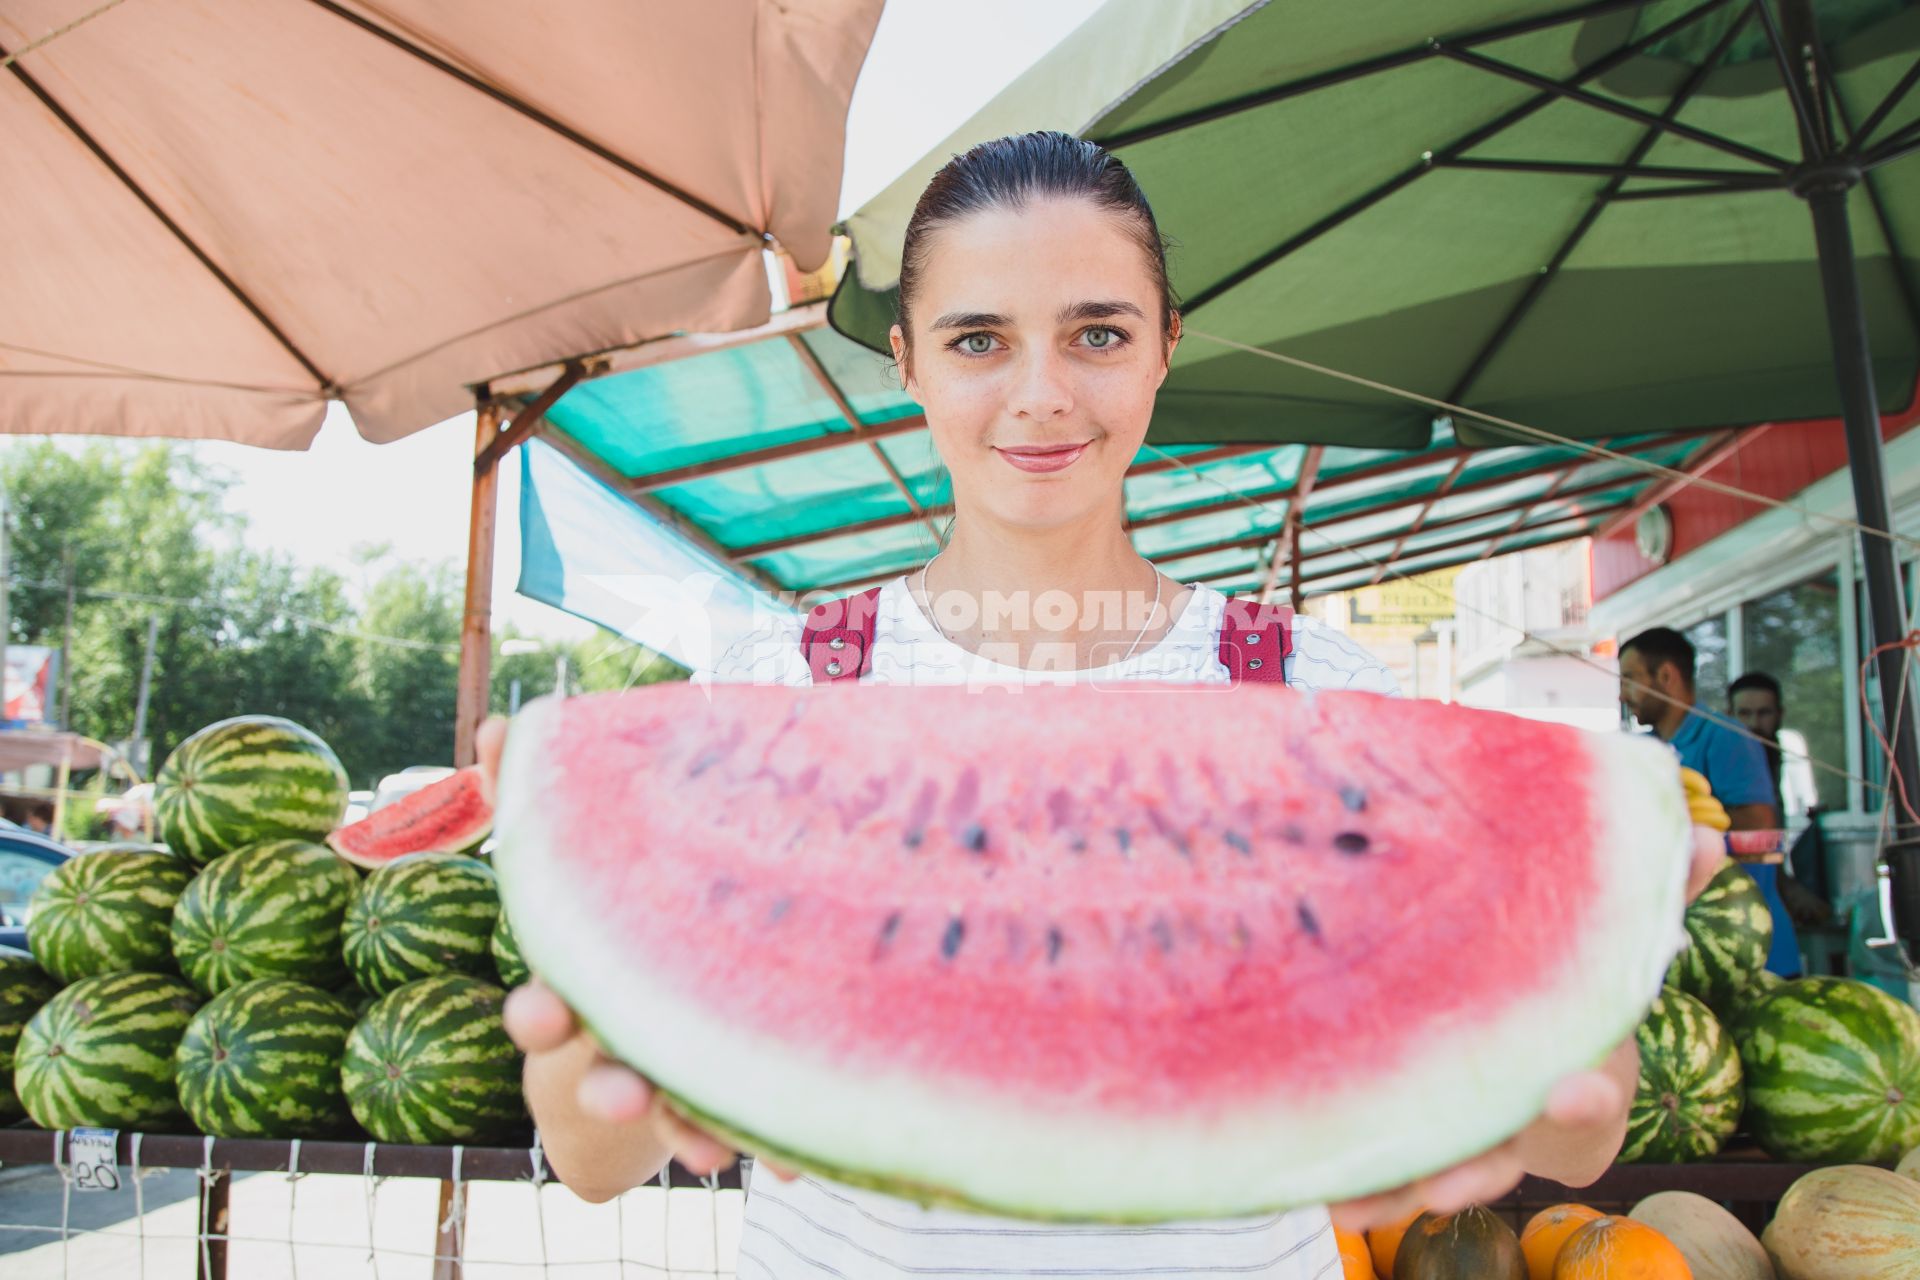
{"left": 0, "top": 441, "right": 680, "bottom": 789}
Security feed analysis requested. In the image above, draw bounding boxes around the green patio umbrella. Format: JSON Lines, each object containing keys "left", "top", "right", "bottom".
{"left": 830, "top": 0, "right": 1920, "bottom": 956}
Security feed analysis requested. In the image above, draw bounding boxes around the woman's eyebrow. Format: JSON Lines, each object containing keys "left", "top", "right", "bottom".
{"left": 929, "top": 310, "right": 1010, "bottom": 331}
{"left": 1058, "top": 299, "right": 1146, "bottom": 324}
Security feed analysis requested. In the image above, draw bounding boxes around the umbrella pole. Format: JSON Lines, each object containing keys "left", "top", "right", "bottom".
{"left": 1804, "top": 182, "right": 1920, "bottom": 969}
{"left": 454, "top": 398, "right": 504, "bottom": 769}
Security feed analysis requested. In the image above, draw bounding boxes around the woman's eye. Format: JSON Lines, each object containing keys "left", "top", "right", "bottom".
{"left": 1083, "top": 327, "right": 1121, "bottom": 349}
{"left": 961, "top": 334, "right": 996, "bottom": 355}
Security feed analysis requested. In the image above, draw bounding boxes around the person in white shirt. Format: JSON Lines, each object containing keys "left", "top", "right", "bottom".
{"left": 482, "top": 131, "right": 1662, "bottom": 1278}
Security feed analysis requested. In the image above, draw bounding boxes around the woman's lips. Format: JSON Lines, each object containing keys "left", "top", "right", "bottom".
{"left": 995, "top": 443, "right": 1089, "bottom": 474}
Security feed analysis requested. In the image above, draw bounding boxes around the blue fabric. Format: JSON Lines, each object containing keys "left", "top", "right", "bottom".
{"left": 1658, "top": 710, "right": 1801, "bottom": 976}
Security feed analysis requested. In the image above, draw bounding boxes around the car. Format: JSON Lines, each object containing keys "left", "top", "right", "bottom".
{"left": 0, "top": 826, "right": 77, "bottom": 953}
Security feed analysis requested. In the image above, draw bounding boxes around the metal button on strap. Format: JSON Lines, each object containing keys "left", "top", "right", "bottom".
{"left": 1248, "top": 658, "right": 1263, "bottom": 670}
{"left": 824, "top": 659, "right": 844, "bottom": 676}
{"left": 1245, "top": 633, "right": 1261, "bottom": 644}
{"left": 828, "top": 635, "right": 846, "bottom": 650}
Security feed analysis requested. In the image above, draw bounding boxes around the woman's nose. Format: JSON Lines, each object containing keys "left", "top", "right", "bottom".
{"left": 1006, "top": 348, "right": 1074, "bottom": 421}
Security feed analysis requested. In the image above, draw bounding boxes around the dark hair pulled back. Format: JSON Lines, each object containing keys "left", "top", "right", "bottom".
{"left": 896, "top": 131, "right": 1176, "bottom": 357}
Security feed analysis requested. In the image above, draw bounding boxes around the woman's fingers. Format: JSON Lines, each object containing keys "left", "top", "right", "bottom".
{"left": 502, "top": 980, "right": 578, "bottom": 1054}
{"left": 1541, "top": 1070, "right": 1625, "bottom": 1131}
{"left": 1327, "top": 1184, "right": 1425, "bottom": 1235}
{"left": 578, "top": 1060, "right": 656, "bottom": 1123}
{"left": 1687, "top": 828, "right": 1729, "bottom": 902}
{"left": 651, "top": 1097, "right": 739, "bottom": 1176}
{"left": 1416, "top": 1143, "right": 1525, "bottom": 1218}
{"left": 476, "top": 715, "right": 508, "bottom": 789}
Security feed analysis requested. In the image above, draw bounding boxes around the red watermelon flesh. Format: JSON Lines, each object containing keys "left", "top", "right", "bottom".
{"left": 494, "top": 684, "right": 1691, "bottom": 1220}
{"left": 329, "top": 766, "right": 493, "bottom": 869}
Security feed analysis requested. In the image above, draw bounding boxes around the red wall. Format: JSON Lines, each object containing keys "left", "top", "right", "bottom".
{"left": 1592, "top": 393, "right": 1920, "bottom": 602}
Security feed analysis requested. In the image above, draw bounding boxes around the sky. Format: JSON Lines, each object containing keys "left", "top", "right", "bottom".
{"left": 172, "top": 1, "right": 1107, "bottom": 643}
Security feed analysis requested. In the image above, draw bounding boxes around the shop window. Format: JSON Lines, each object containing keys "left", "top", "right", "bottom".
{"left": 1741, "top": 572, "right": 1845, "bottom": 816}
{"left": 1685, "top": 614, "right": 1729, "bottom": 710}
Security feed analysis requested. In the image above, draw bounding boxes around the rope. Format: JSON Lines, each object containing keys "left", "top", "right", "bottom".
{"left": 439, "top": 1145, "right": 468, "bottom": 1268}
{"left": 285, "top": 1137, "right": 304, "bottom": 1280}
{"left": 528, "top": 1132, "right": 551, "bottom": 1279}
{"left": 1862, "top": 631, "right": 1920, "bottom": 828}
{"left": 362, "top": 1141, "right": 384, "bottom": 1279}
{"left": 196, "top": 1134, "right": 223, "bottom": 1280}
{"left": 1182, "top": 327, "right": 1920, "bottom": 555}
{"left": 0, "top": 0, "right": 133, "bottom": 72}
{"left": 1139, "top": 437, "right": 1900, "bottom": 802}
{"left": 131, "top": 1132, "right": 146, "bottom": 1280}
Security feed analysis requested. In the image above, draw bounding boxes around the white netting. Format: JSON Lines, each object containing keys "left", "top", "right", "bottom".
{"left": 0, "top": 1155, "right": 748, "bottom": 1279}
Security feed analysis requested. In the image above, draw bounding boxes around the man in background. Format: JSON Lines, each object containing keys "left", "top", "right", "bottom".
{"left": 23, "top": 801, "right": 54, "bottom": 835}
{"left": 1620, "top": 628, "right": 1801, "bottom": 976}
{"left": 1728, "top": 671, "right": 1821, "bottom": 821}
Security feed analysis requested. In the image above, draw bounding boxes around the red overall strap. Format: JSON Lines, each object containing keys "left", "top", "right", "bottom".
{"left": 1218, "top": 597, "right": 1294, "bottom": 686}
{"left": 800, "top": 587, "right": 882, "bottom": 683}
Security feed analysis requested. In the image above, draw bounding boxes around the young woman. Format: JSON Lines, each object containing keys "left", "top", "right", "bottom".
{"left": 485, "top": 132, "right": 1658, "bottom": 1278}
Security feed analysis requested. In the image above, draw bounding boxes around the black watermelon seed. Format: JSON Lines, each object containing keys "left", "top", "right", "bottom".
{"left": 903, "top": 829, "right": 924, "bottom": 849}
{"left": 1280, "top": 823, "right": 1307, "bottom": 844}
{"left": 1114, "top": 827, "right": 1133, "bottom": 856}
{"left": 1046, "top": 926, "right": 1065, "bottom": 964}
{"left": 1150, "top": 917, "right": 1174, "bottom": 954}
{"left": 1067, "top": 835, "right": 1088, "bottom": 853}
{"left": 875, "top": 911, "right": 902, "bottom": 955}
{"left": 1297, "top": 901, "right": 1323, "bottom": 940}
{"left": 1340, "top": 785, "right": 1368, "bottom": 813}
{"left": 1223, "top": 830, "right": 1252, "bottom": 856}
{"left": 961, "top": 823, "right": 989, "bottom": 854}
{"left": 1333, "top": 832, "right": 1370, "bottom": 855}
{"left": 767, "top": 897, "right": 791, "bottom": 924}
{"left": 941, "top": 917, "right": 966, "bottom": 960}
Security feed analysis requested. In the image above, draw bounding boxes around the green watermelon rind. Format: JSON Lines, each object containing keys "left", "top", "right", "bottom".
{"left": 13, "top": 971, "right": 201, "bottom": 1131}
{"left": 155, "top": 716, "right": 350, "bottom": 865}
{"left": 339, "top": 973, "right": 525, "bottom": 1146}
{"left": 494, "top": 691, "right": 1698, "bottom": 1222}
{"left": 1737, "top": 976, "right": 1920, "bottom": 1164}
{"left": 1663, "top": 860, "right": 1772, "bottom": 1020}
{"left": 0, "top": 956, "right": 62, "bottom": 1124}
{"left": 491, "top": 911, "right": 530, "bottom": 989}
{"left": 342, "top": 854, "right": 501, "bottom": 996}
{"left": 175, "top": 978, "right": 357, "bottom": 1139}
{"left": 171, "top": 839, "right": 360, "bottom": 995}
{"left": 27, "top": 850, "right": 194, "bottom": 984}
{"left": 1619, "top": 986, "right": 1743, "bottom": 1163}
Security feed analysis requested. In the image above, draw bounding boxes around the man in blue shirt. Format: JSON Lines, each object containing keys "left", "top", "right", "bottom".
{"left": 1620, "top": 627, "right": 1799, "bottom": 976}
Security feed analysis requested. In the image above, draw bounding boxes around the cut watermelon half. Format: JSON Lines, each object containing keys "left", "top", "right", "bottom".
{"left": 329, "top": 766, "right": 493, "bottom": 869}
{"left": 494, "top": 686, "right": 1691, "bottom": 1221}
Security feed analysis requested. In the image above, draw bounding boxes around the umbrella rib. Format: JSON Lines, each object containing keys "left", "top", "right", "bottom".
{"left": 0, "top": 43, "right": 332, "bottom": 391}
{"left": 1178, "top": 0, "right": 1738, "bottom": 313}
{"left": 1437, "top": 156, "right": 1783, "bottom": 184}
{"left": 1443, "top": 5, "right": 1759, "bottom": 407}
{"left": 1851, "top": 57, "right": 1920, "bottom": 151}
{"left": 1436, "top": 45, "right": 1790, "bottom": 171}
{"left": 1094, "top": 0, "right": 1653, "bottom": 149}
{"left": 1864, "top": 125, "right": 1920, "bottom": 169}
{"left": 1754, "top": 0, "right": 1826, "bottom": 162}
{"left": 300, "top": 0, "right": 758, "bottom": 240}
{"left": 1606, "top": 180, "right": 1783, "bottom": 199}
{"left": 1830, "top": 93, "right": 1920, "bottom": 359}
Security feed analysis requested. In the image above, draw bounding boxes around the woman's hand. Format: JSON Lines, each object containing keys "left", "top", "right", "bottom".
{"left": 1326, "top": 1037, "right": 1636, "bottom": 1234}
{"left": 479, "top": 716, "right": 797, "bottom": 1191}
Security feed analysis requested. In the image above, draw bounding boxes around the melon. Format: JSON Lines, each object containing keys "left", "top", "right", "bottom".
{"left": 1898, "top": 1144, "right": 1919, "bottom": 1182}
{"left": 1620, "top": 986, "right": 1744, "bottom": 1162}
{"left": 1665, "top": 860, "right": 1772, "bottom": 1021}
{"left": 494, "top": 686, "right": 1693, "bottom": 1220}
{"left": 328, "top": 766, "right": 492, "bottom": 869}
{"left": 1628, "top": 1192, "right": 1772, "bottom": 1280}
{"left": 155, "top": 716, "right": 349, "bottom": 864}
{"left": 1395, "top": 1206, "right": 1526, "bottom": 1280}
{"left": 1761, "top": 1165, "right": 1920, "bottom": 1279}
{"left": 1522, "top": 1204, "right": 1605, "bottom": 1280}
{"left": 1552, "top": 1216, "right": 1691, "bottom": 1279}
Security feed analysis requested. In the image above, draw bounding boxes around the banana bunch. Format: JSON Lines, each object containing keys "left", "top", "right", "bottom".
{"left": 1681, "top": 766, "right": 1730, "bottom": 832}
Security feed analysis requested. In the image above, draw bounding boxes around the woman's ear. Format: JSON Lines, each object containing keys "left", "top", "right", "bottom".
{"left": 889, "top": 323, "right": 915, "bottom": 394}
{"left": 1159, "top": 312, "right": 1182, "bottom": 381}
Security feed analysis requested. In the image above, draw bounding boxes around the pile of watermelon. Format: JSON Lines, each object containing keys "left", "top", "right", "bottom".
{"left": 3, "top": 714, "right": 527, "bottom": 1148}
{"left": 1621, "top": 858, "right": 1920, "bottom": 1167}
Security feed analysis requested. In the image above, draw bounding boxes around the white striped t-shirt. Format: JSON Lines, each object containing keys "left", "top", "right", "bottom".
{"left": 709, "top": 576, "right": 1398, "bottom": 1279}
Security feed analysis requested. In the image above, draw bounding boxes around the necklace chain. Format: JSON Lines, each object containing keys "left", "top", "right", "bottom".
{"left": 916, "top": 552, "right": 1165, "bottom": 665}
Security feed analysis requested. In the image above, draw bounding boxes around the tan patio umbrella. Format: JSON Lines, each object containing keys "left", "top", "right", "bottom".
{"left": 1, "top": 0, "right": 882, "bottom": 448}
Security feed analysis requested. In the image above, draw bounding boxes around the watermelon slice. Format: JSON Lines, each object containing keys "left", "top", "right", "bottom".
{"left": 329, "top": 766, "right": 493, "bottom": 869}
{"left": 494, "top": 686, "right": 1692, "bottom": 1221}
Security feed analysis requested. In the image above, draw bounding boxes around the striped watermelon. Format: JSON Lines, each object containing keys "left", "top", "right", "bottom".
{"left": 171, "top": 839, "right": 360, "bottom": 994}
{"left": 491, "top": 910, "right": 529, "bottom": 988}
{"left": 28, "top": 850, "right": 194, "bottom": 983}
{"left": 340, "top": 973, "right": 525, "bottom": 1144}
{"left": 1619, "top": 987, "right": 1744, "bottom": 1162}
{"left": 13, "top": 971, "right": 201, "bottom": 1130}
{"left": 1664, "top": 861, "right": 1772, "bottom": 1020}
{"left": 1738, "top": 976, "right": 1920, "bottom": 1163}
{"left": 175, "top": 978, "right": 356, "bottom": 1138}
{"left": 342, "top": 854, "right": 500, "bottom": 996}
{"left": 155, "top": 716, "right": 350, "bottom": 865}
{"left": 0, "top": 955, "right": 62, "bottom": 1123}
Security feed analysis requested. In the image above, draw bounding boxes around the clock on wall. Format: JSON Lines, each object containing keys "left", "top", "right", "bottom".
{"left": 1635, "top": 504, "right": 1673, "bottom": 565}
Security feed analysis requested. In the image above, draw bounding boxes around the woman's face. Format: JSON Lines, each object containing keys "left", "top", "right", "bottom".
{"left": 890, "top": 198, "right": 1177, "bottom": 532}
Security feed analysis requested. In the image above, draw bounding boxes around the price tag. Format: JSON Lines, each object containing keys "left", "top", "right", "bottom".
{"left": 67, "top": 1128, "right": 120, "bottom": 1193}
